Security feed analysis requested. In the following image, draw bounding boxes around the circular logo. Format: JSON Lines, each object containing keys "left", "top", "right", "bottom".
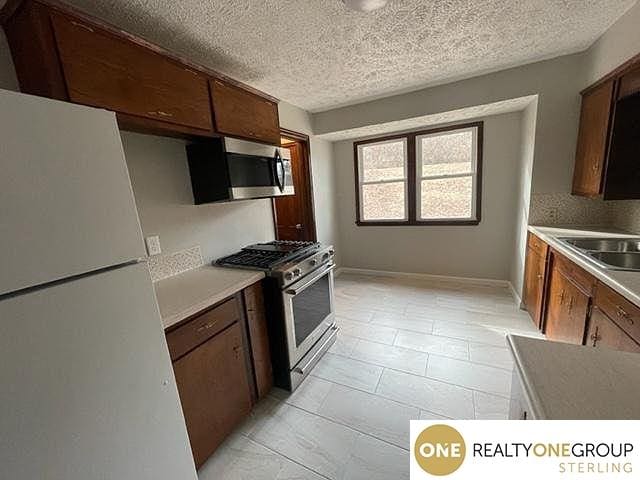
{"left": 414, "top": 424, "right": 466, "bottom": 476}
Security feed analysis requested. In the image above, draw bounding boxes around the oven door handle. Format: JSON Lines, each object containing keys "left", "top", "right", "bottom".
{"left": 285, "top": 263, "right": 335, "bottom": 295}
{"left": 293, "top": 324, "right": 339, "bottom": 375}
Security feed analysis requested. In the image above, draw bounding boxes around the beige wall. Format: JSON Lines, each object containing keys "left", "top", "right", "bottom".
{"left": 333, "top": 112, "right": 523, "bottom": 280}
{"left": 0, "top": 30, "right": 339, "bottom": 263}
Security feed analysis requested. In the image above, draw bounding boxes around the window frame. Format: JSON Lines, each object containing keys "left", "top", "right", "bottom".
{"left": 353, "top": 121, "right": 483, "bottom": 226}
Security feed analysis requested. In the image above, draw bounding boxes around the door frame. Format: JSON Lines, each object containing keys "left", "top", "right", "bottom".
{"left": 272, "top": 128, "right": 318, "bottom": 242}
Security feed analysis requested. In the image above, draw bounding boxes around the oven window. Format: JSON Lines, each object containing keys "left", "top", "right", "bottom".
{"left": 292, "top": 274, "right": 331, "bottom": 347}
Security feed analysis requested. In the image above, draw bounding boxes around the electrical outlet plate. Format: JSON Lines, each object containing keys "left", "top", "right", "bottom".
{"left": 145, "top": 235, "right": 162, "bottom": 256}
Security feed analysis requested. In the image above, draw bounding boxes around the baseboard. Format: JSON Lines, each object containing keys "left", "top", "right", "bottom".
{"left": 337, "top": 267, "right": 510, "bottom": 288}
{"left": 334, "top": 266, "right": 345, "bottom": 277}
{"left": 507, "top": 281, "right": 523, "bottom": 308}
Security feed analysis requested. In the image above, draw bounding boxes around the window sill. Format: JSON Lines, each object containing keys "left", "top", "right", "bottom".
{"left": 355, "top": 219, "right": 480, "bottom": 227}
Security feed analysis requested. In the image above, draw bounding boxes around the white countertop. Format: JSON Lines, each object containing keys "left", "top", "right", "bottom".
{"left": 529, "top": 225, "right": 640, "bottom": 307}
{"left": 154, "top": 266, "right": 265, "bottom": 329}
{"left": 508, "top": 334, "right": 640, "bottom": 419}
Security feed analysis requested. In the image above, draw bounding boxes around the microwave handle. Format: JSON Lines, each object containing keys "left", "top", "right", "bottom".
{"left": 273, "top": 149, "right": 285, "bottom": 192}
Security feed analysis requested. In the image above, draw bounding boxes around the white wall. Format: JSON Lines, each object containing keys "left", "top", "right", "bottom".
{"left": 0, "top": 31, "right": 338, "bottom": 263}
{"left": 333, "top": 111, "right": 523, "bottom": 280}
{"left": 583, "top": 1, "right": 640, "bottom": 86}
{"left": 122, "top": 132, "right": 275, "bottom": 262}
{"left": 315, "top": 54, "right": 586, "bottom": 197}
{"left": 509, "top": 100, "right": 538, "bottom": 299}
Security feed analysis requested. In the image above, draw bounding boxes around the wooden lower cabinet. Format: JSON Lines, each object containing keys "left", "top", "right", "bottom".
{"left": 544, "top": 259, "right": 590, "bottom": 344}
{"left": 172, "top": 321, "right": 252, "bottom": 468}
{"left": 523, "top": 235, "right": 548, "bottom": 329}
{"left": 243, "top": 282, "right": 273, "bottom": 399}
{"left": 586, "top": 307, "right": 640, "bottom": 353}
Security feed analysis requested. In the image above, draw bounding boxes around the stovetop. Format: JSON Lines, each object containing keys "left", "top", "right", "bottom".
{"left": 216, "top": 240, "right": 320, "bottom": 270}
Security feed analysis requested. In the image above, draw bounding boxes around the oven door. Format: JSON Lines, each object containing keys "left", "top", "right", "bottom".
{"left": 283, "top": 263, "right": 335, "bottom": 369}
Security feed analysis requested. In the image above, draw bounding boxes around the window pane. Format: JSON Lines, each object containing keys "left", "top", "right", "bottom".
{"left": 420, "top": 176, "right": 473, "bottom": 219}
{"left": 421, "top": 130, "right": 473, "bottom": 177}
{"left": 361, "top": 141, "right": 406, "bottom": 182}
{"left": 362, "top": 181, "right": 405, "bottom": 220}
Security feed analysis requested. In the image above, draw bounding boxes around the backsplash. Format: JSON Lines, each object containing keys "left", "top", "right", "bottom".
{"left": 529, "top": 193, "right": 640, "bottom": 234}
{"left": 529, "top": 193, "right": 610, "bottom": 226}
{"left": 148, "top": 245, "right": 204, "bottom": 282}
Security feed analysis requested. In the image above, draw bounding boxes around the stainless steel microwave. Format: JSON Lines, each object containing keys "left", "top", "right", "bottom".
{"left": 187, "top": 137, "right": 294, "bottom": 203}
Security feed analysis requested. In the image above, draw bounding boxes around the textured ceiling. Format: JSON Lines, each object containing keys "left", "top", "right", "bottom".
{"left": 61, "top": 0, "right": 636, "bottom": 112}
{"left": 316, "top": 96, "right": 537, "bottom": 141}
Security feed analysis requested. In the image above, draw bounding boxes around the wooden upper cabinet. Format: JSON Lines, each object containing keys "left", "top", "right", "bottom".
{"left": 618, "top": 64, "right": 640, "bottom": 99}
{"left": 210, "top": 79, "right": 281, "bottom": 145}
{"left": 587, "top": 307, "right": 640, "bottom": 353}
{"left": 50, "top": 11, "right": 213, "bottom": 133}
{"left": 523, "top": 234, "right": 548, "bottom": 329}
{"left": 571, "top": 79, "right": 615, "bottom": 197}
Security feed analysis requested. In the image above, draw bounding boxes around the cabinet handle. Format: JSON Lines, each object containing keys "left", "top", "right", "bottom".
{"left": 559, "top": 290, "right": 565, "bottom": 305}
{"left": 196, "top": 320, "right": 218, "bottom": 332}
{"left": 147, "top": 110, "right": 174, "bottom": 118}
{"left": 70, "top": 20, "right": 94, "bottom": 33}
{"left": 568, "top": 296, "right": 574, "bottom": 313}
{"left": 616, "top": 306, "right": 633, "bottom": 324}
{"left": 537, "top": 274, "right": 543, "bottom": 279}
{"left": 590, "top": 327, "right": 601, "bottom": 347}
{"left": 592, "top": 163, "right": 599, "bottom": 172}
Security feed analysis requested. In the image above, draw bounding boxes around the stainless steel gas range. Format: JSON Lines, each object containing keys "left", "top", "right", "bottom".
{"left": 216, "top": 241, "right": 337, "bottom": 391}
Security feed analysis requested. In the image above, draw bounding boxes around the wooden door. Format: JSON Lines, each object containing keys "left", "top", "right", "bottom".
{"left": 587, "top": 307, "right": 640, "bottom": 353}
{"left": 172, "top": 322, "right": 252, "bottom": 468}
{"left": 50, "top": 11, "right": 213, "bottom": 132}
{"left": 571, "top": 79, "right": 615, "bottom": 197}
{"left": 544, "top": 266, "right": 590, "bottom": 344}
{"left": 523, "top": 236, "right": 548, "bottom": 329}
{"left": 210, "top": 79, "right": 280, "bottom": 145}
{"left": 274, "top": 137, "right": 317, "bottom": 242}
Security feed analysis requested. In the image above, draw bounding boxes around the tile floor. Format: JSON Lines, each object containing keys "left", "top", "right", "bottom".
{"left": 199, "top": 273, "right": 542, "bottom": 479}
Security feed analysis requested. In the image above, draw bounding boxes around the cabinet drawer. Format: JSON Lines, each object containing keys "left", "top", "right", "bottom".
{"left": 552, "top": 251, "right": 597, "bottom": 295}
{"left": 51, "top": 12, "right": 213, "bottom": 132}
{"left": 595, "top": 283, "right": 640, "bottom": 343}
{"left": 618, "top": 64, "right": 640, "bottom": 99}
{"left": 527, "top": 233, "right": 548, "bottom": 257}
{"left": 166, "top": 296, "right": 241, "bottom": 361}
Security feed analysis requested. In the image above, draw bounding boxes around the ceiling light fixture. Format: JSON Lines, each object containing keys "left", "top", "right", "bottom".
{"left": 343, "top": 0, "right": 389, "bottom": 12}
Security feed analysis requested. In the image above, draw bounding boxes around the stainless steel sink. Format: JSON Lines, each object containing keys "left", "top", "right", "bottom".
{"left": 559, "top": 236, "right": 640, "bottom": 271}
{"left": 563, "top": 237, "right": 640, "bottom": 253}
{"left": 589, "top": 252, "right": 640, "bottom": 271}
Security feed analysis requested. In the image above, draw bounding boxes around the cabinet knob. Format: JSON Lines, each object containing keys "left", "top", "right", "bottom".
{"left": 616, "top": 306, "right": 632, "bottom": 324}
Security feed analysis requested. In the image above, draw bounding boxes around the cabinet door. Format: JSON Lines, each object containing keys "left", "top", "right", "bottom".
{"left": 210, "top": 79, "right": 281, "bottom": 145}
{"left": 571, "top": 79, "right": 615, "bottom": 197}
{"left": 587, "top": 307, "right": 640, "bottom": 353}
{"left": 172, "top": 323, "right": 252, "bottom": 468}
{"left": 523, "top": 245, "right": 547, "bottom": 329}
{"left": 243, "top": 282, "right": 273, "bottom": 399}
{"left": 51, "top": 12, "right": 213, "bottom": 132}
{"left": 544, "top": 266, "right": 590, "bottom": 344}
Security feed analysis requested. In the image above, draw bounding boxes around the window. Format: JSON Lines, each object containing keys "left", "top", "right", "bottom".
{"left": 354, "top": 122, "right": 482, "bottom": 225}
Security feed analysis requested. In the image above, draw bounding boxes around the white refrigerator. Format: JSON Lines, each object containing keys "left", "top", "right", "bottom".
{"left": 0, "top": 90, "right": 198, "bottom": 480}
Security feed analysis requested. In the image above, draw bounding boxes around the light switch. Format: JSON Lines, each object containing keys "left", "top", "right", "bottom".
{"left": 145, "top": 235, "right": 162, "bottom": 256}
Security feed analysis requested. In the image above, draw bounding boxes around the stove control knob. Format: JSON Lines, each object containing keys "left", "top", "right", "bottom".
{"left": 293, "top": 268, "right": 302, "bottom": 277}
{"left": 310, "top": 259, "right": 318, "bottom": 266}
{"left": 284, "top": 272, "right": 294, "bottom": 281}
{"left": 328, "top": 249, "right": 335, "bottom": 256}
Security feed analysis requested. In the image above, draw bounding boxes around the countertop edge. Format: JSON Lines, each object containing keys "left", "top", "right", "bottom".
{"left": 528, "top": 225, "right": 640, "bottom": 307}
{"left": 507, "top": 334, "right": 547, "bottom": 420}
{"left": 159, "top": 270, "right": 265, "bottom": 330}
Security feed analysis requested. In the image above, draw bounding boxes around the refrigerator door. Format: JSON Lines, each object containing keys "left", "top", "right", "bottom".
{"left": 0, "top": 89, "right": 146, "bottom": 296}
{"left": 0, "top": 262, "right": 197, "bottom": 480}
